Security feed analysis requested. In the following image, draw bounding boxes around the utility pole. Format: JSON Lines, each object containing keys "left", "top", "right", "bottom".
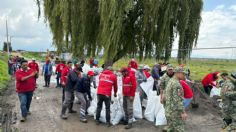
{"left": 6, "top": 19, "right": 10, "bottom": 57}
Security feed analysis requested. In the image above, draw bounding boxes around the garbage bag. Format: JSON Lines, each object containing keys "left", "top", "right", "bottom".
{"left": 133, "top": 92, "right": 143, "bottom": 119}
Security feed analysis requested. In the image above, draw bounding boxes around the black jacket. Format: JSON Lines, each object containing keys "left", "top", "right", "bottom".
{"left": 65, "top": 70, "right": 79, "bottom": 92}
{"left": 76, "top": 75, "right": 92, "bottom": 99}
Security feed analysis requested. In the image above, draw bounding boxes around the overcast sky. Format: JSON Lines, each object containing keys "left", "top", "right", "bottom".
{"left": 0, "top": 0, "right": 236, "bottom": 59}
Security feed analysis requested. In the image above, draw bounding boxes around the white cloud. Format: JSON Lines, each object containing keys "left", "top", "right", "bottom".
{"left": 173, "top": 4, "right": 236, "bottom": 59}
{"left": 0, "top": 0, "right": 53, "bottom": 51}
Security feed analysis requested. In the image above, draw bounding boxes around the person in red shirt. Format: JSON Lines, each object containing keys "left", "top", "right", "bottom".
{"left": 28, "top": 58, "right": 39, "bottom": 72}
{"left": 128, "top": 58, "right": 138, "bottom": 70}
{"left": 201, "top": 72, "right": 220, "bottom": 95}
{"left": 120, "top": 67, "right": 137, "bottom": 129}
{"left": 55, "top": 61, "right": 66, "bottom": 88}
{"left": 15, "top": 60, "right": 38, "bottom": 122}
{"left": 96, "top": 66, "right": 118, "bottom": 127}
{"left": 61, "top": 61, "right": 72, "bottom": 95}
{"left": 28, "top": 58, "right": 39, "bottom": 86}
{"left": 89, "top": 58, "right": 94, "bottom": 68}
{"left": 180, "top": 80, "right": 193, "bottom": 109}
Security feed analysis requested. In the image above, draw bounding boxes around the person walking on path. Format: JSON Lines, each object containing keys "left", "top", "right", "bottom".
{"left": 60, "top": 66, "right": 82, "bottom": 119}
{"left": 28, "top": 58, "right": 39, "bottom": 86}
{"left": 75, "top": 71, "right": 95, "bottom": 123}
{"left": 55, "top": 61, "right": 66, "bottom": 88}
{"left": 61, "top": 61, "right": 73, "bottom": 102}
{"left": 42, "top": 60, "right": 53, "bottom": 87}
{"left": 164, "top": 67, "right": 188, "bottom": 132}
{"left": 96, "top": 66, "right": 118, "bottom": 127}
{"left": 120, "top": 67, "right": 137, "bottom": 129}
{"left": 15, "top": 60, "right": 38, "bottom": 122}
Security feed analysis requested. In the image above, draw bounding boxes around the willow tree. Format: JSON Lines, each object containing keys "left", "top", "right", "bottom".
{"left": 37, "top": 0, "right": 203, "bottom": 65}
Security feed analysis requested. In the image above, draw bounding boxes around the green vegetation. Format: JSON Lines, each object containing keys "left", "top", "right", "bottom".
{"left": 0, "top": 53, "right": 11, "bottom": 92}
{"left": 100, "top": 58, "right": 236, "bottom": 81}
{"left": 21, "top": 52, "right": 45, "bottom": 61}
{"left": 37, "top": 0, "right": 203, "bottom": 65}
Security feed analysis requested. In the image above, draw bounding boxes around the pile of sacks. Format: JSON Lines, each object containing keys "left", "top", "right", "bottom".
{"left": 87, "top": 75, "right": 143, "bottom": 125}
{"left": 86, "top": 71, "right": 167, "bottom": 126}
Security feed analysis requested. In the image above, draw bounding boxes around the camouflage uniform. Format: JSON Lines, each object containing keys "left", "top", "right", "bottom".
{"left": 221, "top": 78, "right": 236, "bottom": 131}
{"left": 160, "top": 73, "right": 174, "bottom": 107}
{"left": 160, "top": 73, "right": 173, "bottom": 91}
{"left": 165, "top": 77, "right": 185, "bottom": 132}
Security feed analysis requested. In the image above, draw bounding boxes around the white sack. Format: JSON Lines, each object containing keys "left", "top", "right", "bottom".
{"left": 133, "top": 92, "right": 143, "bottom": 119}
{"left": 140, "top": 77, "right": 154, "bottom": 97}
{"left": 155, "top": 104, "right": 167, "bottom": 126}
{"left": 155, "top": 96, "right": 167, "bottom": 126}
{"left": 144, "top": 91, "right": 158, "bottom": 122}
{"left": 210, "top": 87, "right": 221, "bottom": 97}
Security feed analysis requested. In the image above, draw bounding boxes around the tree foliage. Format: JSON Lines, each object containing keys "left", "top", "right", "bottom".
{"left": 3, "top": 42, "right": 12, "bottom": 52}
{"left": 37, "top": 0, "right": 203, "bottom": 65}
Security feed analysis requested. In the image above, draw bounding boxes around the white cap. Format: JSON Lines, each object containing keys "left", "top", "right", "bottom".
{"left": 144, "top": 65, "right": 150, "bottom": 70}
{"left": 32, "top": 58, "right": 36, "bottom": 60}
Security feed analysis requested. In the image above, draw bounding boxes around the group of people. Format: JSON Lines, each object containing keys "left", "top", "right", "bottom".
{"left": 14, "top": 57, "right": 236, "bottom": 131}
{"left": 201, "top": 71, "right": 236, "bottom": 131}
{"left": 8, "top": 55, "right": 26, "bottom": 75}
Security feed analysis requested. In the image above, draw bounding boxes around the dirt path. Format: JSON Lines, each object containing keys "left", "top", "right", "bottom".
{"left": 0, "top": 75, "right": 223, "bottom": 132}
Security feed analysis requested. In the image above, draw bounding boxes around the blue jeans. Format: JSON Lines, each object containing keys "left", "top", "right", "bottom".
{"left": 184, "top": 98, "right": 193, "bottom": 109}
{"left": 18, "top": 92, "right": 33, "bottom": 117}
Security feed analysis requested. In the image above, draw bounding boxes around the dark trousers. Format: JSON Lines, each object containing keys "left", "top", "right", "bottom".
{"left": 62, "top": 86, "right": 75, "bottom": 107}
{"left": 18, "top": 91, "right": 33, "bottom": 117}
{"left": 56, "top": 72, "right": 61, "bottom": 87}
{"left": 96, "top": 94, "right": 111, "bottom": 123}
{"left": 44, "top": 75, "right": 51, "bottom": 86}
{"left": 62, "top": 86, "right": 65, "bottom": 102}
{"left": 61, "top": 90, "right": 75, "bottom": 115}
{"left": 123, "top": 96, "right": 133, "bottom": 124}
{"left": 204, "top": 85, "right": 213, "bottom": 95}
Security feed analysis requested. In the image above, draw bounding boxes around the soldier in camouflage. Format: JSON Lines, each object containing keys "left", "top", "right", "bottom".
{"left": 164, "top": 67, "right": 188, "bottom": 132}
{"left": 221, "top": 71, "right": 236, "bottom": 131}
{"left": 160, "top": 64, "right": 174, "bottom": 105}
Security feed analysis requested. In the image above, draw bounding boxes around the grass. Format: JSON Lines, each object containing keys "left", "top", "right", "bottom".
{"left": 0, "top": 53, "right": 11, "bottom": 92}
{"left": 99, "top": 57, "right": 236, "bottom": 81}
{"left": 15, "top": 51, "right": 236, "bottom": 81}
{"left": 21, "top": 52, "right": 45, "bottom": 61}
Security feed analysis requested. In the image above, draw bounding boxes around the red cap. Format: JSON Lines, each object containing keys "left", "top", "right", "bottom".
{"left": 87, "top": 71, "right": 95, "bottom": 76}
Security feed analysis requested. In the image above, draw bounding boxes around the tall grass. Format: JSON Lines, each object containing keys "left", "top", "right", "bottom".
{"left": 0, "top": 53, "right": 11, "bottom": 92}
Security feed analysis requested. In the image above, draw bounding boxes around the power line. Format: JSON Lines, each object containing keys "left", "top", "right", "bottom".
{"left": 171, "top": 46, "right": 236, "bottom": 51}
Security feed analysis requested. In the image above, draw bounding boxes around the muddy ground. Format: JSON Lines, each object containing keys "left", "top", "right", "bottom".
{"left": 0, "top": 75, "right": 222, "bottom": 132}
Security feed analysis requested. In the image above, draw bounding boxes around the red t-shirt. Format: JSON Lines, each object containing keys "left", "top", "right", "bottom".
{"left": 56, "top": 63, "right": 66, "bottom": 73}
{"left": 15, "top": 68, "right": 36, "bottom": 93}
{"left": 143, "top": 69, "right": 151, "bottom": 78}
{"left": 180, "top": 80, "right": 193, "bottom": 99}
{"left": 61, "top": 66, "right": 71, "bottom": 86}
{"left": 28, "top": 62, "right": 39, "bottom": 72}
